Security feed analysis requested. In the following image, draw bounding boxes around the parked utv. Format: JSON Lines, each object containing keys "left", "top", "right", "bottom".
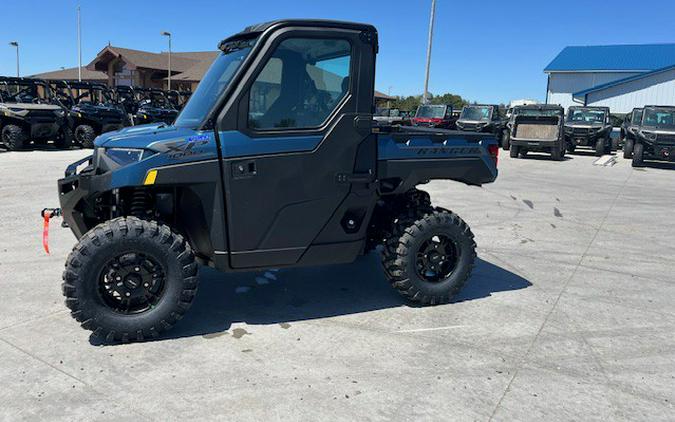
{"left": 508, "top": 105, "right": 565, "bottom": 160}
{"left": 631, "top": 106, "right": 675, "bottom": 167}
{"left": 166, "top": 90, "right": 192, "bottom": 111}
{"left": 0, "top": 77, "right": 71, "bottom": 150}
{"left": 373, "top": 108, "right": 407, "bottom": 126}
{"left": 411, "top": 104, "right": 457, "bottom": 129}
{"left": 49, "top": 19, "right": 498, "bottom": 342}
{"left": 50, "top": 81, "right": 128, "bottom": 148}
{"left": 134, "top": 88, "right": 179, "bottom": 125}
{"left": 620, "top": 107, "right": 643, "bottom": 159}
{"left": 563, "top": 106, "right": 612, "bottom": 156}
{"left": 456, "top": 104, "right": 508, "bottom": 148}
{"left": 112, "top": 86, "right": 139, "bottom": 120}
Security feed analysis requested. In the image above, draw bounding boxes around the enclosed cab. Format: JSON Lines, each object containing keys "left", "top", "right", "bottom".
{"left": 620, "top": 107, "right": 643, "bottom": 159}
{"left": 456, "top": 104, "right": 507, "bottom": 146}
{"left": 564, "top": 106, "right": 612, "bottom": 156}
{"left": 51, "top": 19, "right": 498, "bottom": 342}
{"left": 373, "top": 108, "right": 406, "bottom": 126}
{"left": 50, "top": 81, "right": 128, "bottom": 148}
{"left": 0, "top": 77, "right": 71, "bottom": 150}
{"left": 631, "top": 106, "right": 675, "bottom": 167}
{"left": 508, "top": 105, "right": 565, "bottom": 160}
{"left": 411, "top": 104, "right": 457, "bottom": 129}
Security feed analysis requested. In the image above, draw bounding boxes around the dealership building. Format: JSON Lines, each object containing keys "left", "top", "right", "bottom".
{"left": 33, "top": 44, "right": 394, "bottom": 102}
{"left": 544, "top": 43, "right": 675, "bottom": 113}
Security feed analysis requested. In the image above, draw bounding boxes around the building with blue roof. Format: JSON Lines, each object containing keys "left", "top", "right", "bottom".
{"left": 544, "top": 43, "right": 675, "bottom": 113}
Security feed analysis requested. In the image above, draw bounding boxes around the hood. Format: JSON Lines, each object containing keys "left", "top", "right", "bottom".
{"left": 94, "top": 123, "right": 199, "bottom": 149}
{"left": 0, "top": 102, "right": 62, "bottom": 111}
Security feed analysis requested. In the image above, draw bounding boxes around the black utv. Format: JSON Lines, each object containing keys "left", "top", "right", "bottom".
{"left": 0, "top": 77, "right": 71, "bottom": 150}
{"left": 508, "top": 105, "right": 566, "bottom": 160}
{"left": 166, "top": 90, "right": 192, "bottom": 111}
{"left": 50, "top": 81, "right": 128, "bottom": 148}
{"left": 564, "top": 106, "right": 613, "bottom": 156}
{"left": 456, "top": 104, "right": 508, "bottom": 149}
{"left": 620, "top": 107, "right": 643, "bottom": 159}
{"left": 134, "top": 88, "right": 179, "bottom": 125}
{"left": 49, "top": 19, "right": 499, "bottom": 342}
{"left": 631, "top": 106, "right": 675, "bottom": 167}
{"left": 112, "top": 86, "right": 139, "bottom": 119}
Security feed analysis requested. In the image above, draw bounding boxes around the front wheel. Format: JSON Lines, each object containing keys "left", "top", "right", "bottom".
{"left": 62, "top": 217, "right": 199, "bottom": 342}
{"left": 75, "top": 124, "right": 96, "bottom": 148}
{"left": 623, "top": 138, "right": 634, "bottom": 159}
{"left": 54, "top": 126, "right": 73, "bottom": 149}
{"left": 501, "top": 129, "right": 510, "bottom": 150}
{"left": 632, "top": 143, "right": 645, "bottom": 168}
{"left": 595, "top": 138, "right": 605, "bottom": 156}
{"left": 381, "top": 210, "right": 476, "bottom": 305}
{"left": 1, "top": 124, "right": 27, "bottom": 150}
{"left": 551, "top": 144, "right": 563, "bottom": 161}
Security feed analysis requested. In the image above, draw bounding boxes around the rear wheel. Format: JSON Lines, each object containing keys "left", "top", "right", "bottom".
{"left": 623, "top": 138, "right": 634, "bottom": 159}
{"left": 510, "top": 145, "right": 520, "bottom": 158}
{"left": 75, "top": 124, "right": 96, "bottom": 148}
{"left": 54, "top": 126, "right": 73, "bottom": 149}
{"left": 567, "top": 143, "right": 576, "bottom": 153}
{"left": 551, "top": 145, "right": 563, "bottom": 161}
{"left": 381, "top": 210, "right": 476, "bottom": 305}
{"left": 62, "top": 217, "right": 199, "bottom": 342}
{"left": 1, "top": 124, "right": 27, "bottom": 150}
{"left": 632, "top": 143, "right": 645, "bottom": 168}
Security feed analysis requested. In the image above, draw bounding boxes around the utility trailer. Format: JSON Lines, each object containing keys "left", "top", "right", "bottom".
{"left": 47, "top": 19, "right": 499, "bottom": 342}
{"left": 509, "top": 105, "right": 565, "bottom": 160}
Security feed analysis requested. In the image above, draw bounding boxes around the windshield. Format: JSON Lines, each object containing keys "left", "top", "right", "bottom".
{"left": 517, "top": 108, "right": 561, "bottom": 117}
{"left": 460, "top": 106, "right": 491, "bottom": 121}
{"left": 631, "top": 109, "right": 643, "bottom": 125}
{"left": 175, "top": 38, "right": 256, "bottom": 128}
{"left": 0, "top": 82, "right": 49, "bottom": 103}
{"left": 416, "top": 105, "right": 446, "bottom": 119}
{"left": 642, "top": 108, "right": 675, "bottom": 128}
{"left": 567, "top": 109, "right": 606, "bottom": 123}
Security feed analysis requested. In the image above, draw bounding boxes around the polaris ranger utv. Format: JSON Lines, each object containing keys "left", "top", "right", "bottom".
{"left": 134, "top": 88, "right": 179, "bottom": 125}
{"left": 620, "top": 107, "right": 643, "bottom": 159}
{"left": 411, "top": 104, "right": 457, "bottom": 129}
{"left": 50, "top": 81, "right": 128, "bottom": 148}
{"left": 508, "top": 104, "right": 565, "bottom": 160}
{"left": 0, "top": 77, "right": 71, "bottom": 150}
{"left": 631, "top": 106, "right": 675, "bottom": 167}
{"left": 455, "top": 104, "right": 508, "bottom": 149}
{"left": 563, "top": 106, "right": 613, "bottom": 156}
{"left": 51, "top": 20, "right": 498, "bottom": 342}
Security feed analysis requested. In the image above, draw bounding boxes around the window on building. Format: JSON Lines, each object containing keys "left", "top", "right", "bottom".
{"left": 248, "top": 38, "right": 351, "bottom": 130}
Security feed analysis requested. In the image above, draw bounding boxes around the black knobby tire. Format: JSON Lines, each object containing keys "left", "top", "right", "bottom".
{"left": 611, "top": 136, "right": 620, "bottom": 152}
{"left": 551, "top": 145, "right": 563, "bottom": 161}
{"left": 75, "top": 124, "right": 96, "bottom": 148}
{"left": 509, "top": 144, "right": 520, "bottom": 158}
{"left": 567, "top": 143, "right": 576, "bottom": 153}
{"left": 632, "top": 143, "right": 645, "bottom": 168}
{"left": 501, "top": 129, "right": 510, "bottom": 150}
{"left": 623, "top": 138, "right": 634, "bottom": 159}
{"left": 62, "top": 217, "right": 199, "bottom": 342}
{"left": 1, "top": 124, "right": 27, "bottom": 150}
{"left": 604, "top": 136, "right": 613, "bottom": 155}
{"left": 381, "top": 210, "right": 476, "bottom": 305}
{"left": 594, "top": 138, "right": 605, "bottom": 156}
{"left": 55, "top": 126, "right": 74, "bottom": 149}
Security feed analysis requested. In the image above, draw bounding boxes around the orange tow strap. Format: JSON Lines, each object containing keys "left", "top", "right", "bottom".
{"left": 43, "top": 213, "right": 51, "bottom": 254}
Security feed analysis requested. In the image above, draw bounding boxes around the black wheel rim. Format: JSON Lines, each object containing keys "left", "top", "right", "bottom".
{"left": 98, "top": 252, "right": 166, "bottom": 314}
{"left": 415, "top": 235, "right": 459, "bottom": 283}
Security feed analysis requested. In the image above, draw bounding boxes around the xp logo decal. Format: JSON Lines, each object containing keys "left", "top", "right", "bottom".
{"left": 161, "top": 136, "right": 211, "bottom": 159}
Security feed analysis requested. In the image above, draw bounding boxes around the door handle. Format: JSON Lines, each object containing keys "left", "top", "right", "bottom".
{"left": 232, "top": 160, "right": 257, "bottom": 179}
{"left": 335, "top": 170, "right": 374, "bottom": 184}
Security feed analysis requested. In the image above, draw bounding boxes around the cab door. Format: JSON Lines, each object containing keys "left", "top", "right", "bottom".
{"left": 216, "top": 26, "right": 377, "bottom": 269}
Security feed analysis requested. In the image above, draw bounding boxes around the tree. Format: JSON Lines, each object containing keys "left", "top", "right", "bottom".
{"left": 390, "top": 92, "right": 468, "bottom": 112}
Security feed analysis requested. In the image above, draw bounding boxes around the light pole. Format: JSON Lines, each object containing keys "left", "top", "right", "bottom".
{"left": 422, "top": 0, "right": 436, "bottom": 105}
{"left": 77, "top": 3, "right": 82, "bottom": 82}
{"left": 9, "top": 41, "right": 19, "bottom": 77}
{"left": 161, "top": 31, "right": 172, "bottom": 90}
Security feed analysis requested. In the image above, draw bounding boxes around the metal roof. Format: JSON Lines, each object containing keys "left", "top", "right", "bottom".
{"left": 544, "top": 44, "right": 675, "bottom": 72}
{"left": 572, "top": 64, "right": 675, "bottom": 100}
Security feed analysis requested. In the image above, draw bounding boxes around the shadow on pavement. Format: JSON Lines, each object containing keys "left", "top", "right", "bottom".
{"left": 637, "top": 161, "right": 675, "bottom": 171}
{"left": 89, "top": 254, "right": 531, "bottom": 344}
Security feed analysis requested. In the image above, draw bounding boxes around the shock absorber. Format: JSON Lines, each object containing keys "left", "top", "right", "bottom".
{"left": 130, "top": 188, "right": 148, "bottom": 218}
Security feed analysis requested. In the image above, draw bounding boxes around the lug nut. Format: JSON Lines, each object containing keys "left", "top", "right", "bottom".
{"left": 125, "top": 292, "right": 130, "bottom": 297}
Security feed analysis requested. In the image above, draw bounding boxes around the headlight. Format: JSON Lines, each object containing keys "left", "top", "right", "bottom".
{"left": 640, "top": 130, "right": 657, "bottom": 141}
{"left": 101, "top": 147, "right": 145, "bottom": 168}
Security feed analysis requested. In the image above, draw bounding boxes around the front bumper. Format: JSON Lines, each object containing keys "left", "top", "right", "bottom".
{"left": 57, "top": 155, "right": 111, "bottom": 239}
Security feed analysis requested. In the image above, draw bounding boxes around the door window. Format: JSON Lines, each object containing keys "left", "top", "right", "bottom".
{"left": 248, "top": 38, "right": 352, "bottom": 130}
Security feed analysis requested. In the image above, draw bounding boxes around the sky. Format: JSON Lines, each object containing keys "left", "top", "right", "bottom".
{"left": 1, "top": 0, "right": 674, "bottom": 104}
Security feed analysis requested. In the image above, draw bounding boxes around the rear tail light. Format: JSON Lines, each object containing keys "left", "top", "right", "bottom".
{"left": 488, "top": 143, "right": 499, "bottom": 166}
